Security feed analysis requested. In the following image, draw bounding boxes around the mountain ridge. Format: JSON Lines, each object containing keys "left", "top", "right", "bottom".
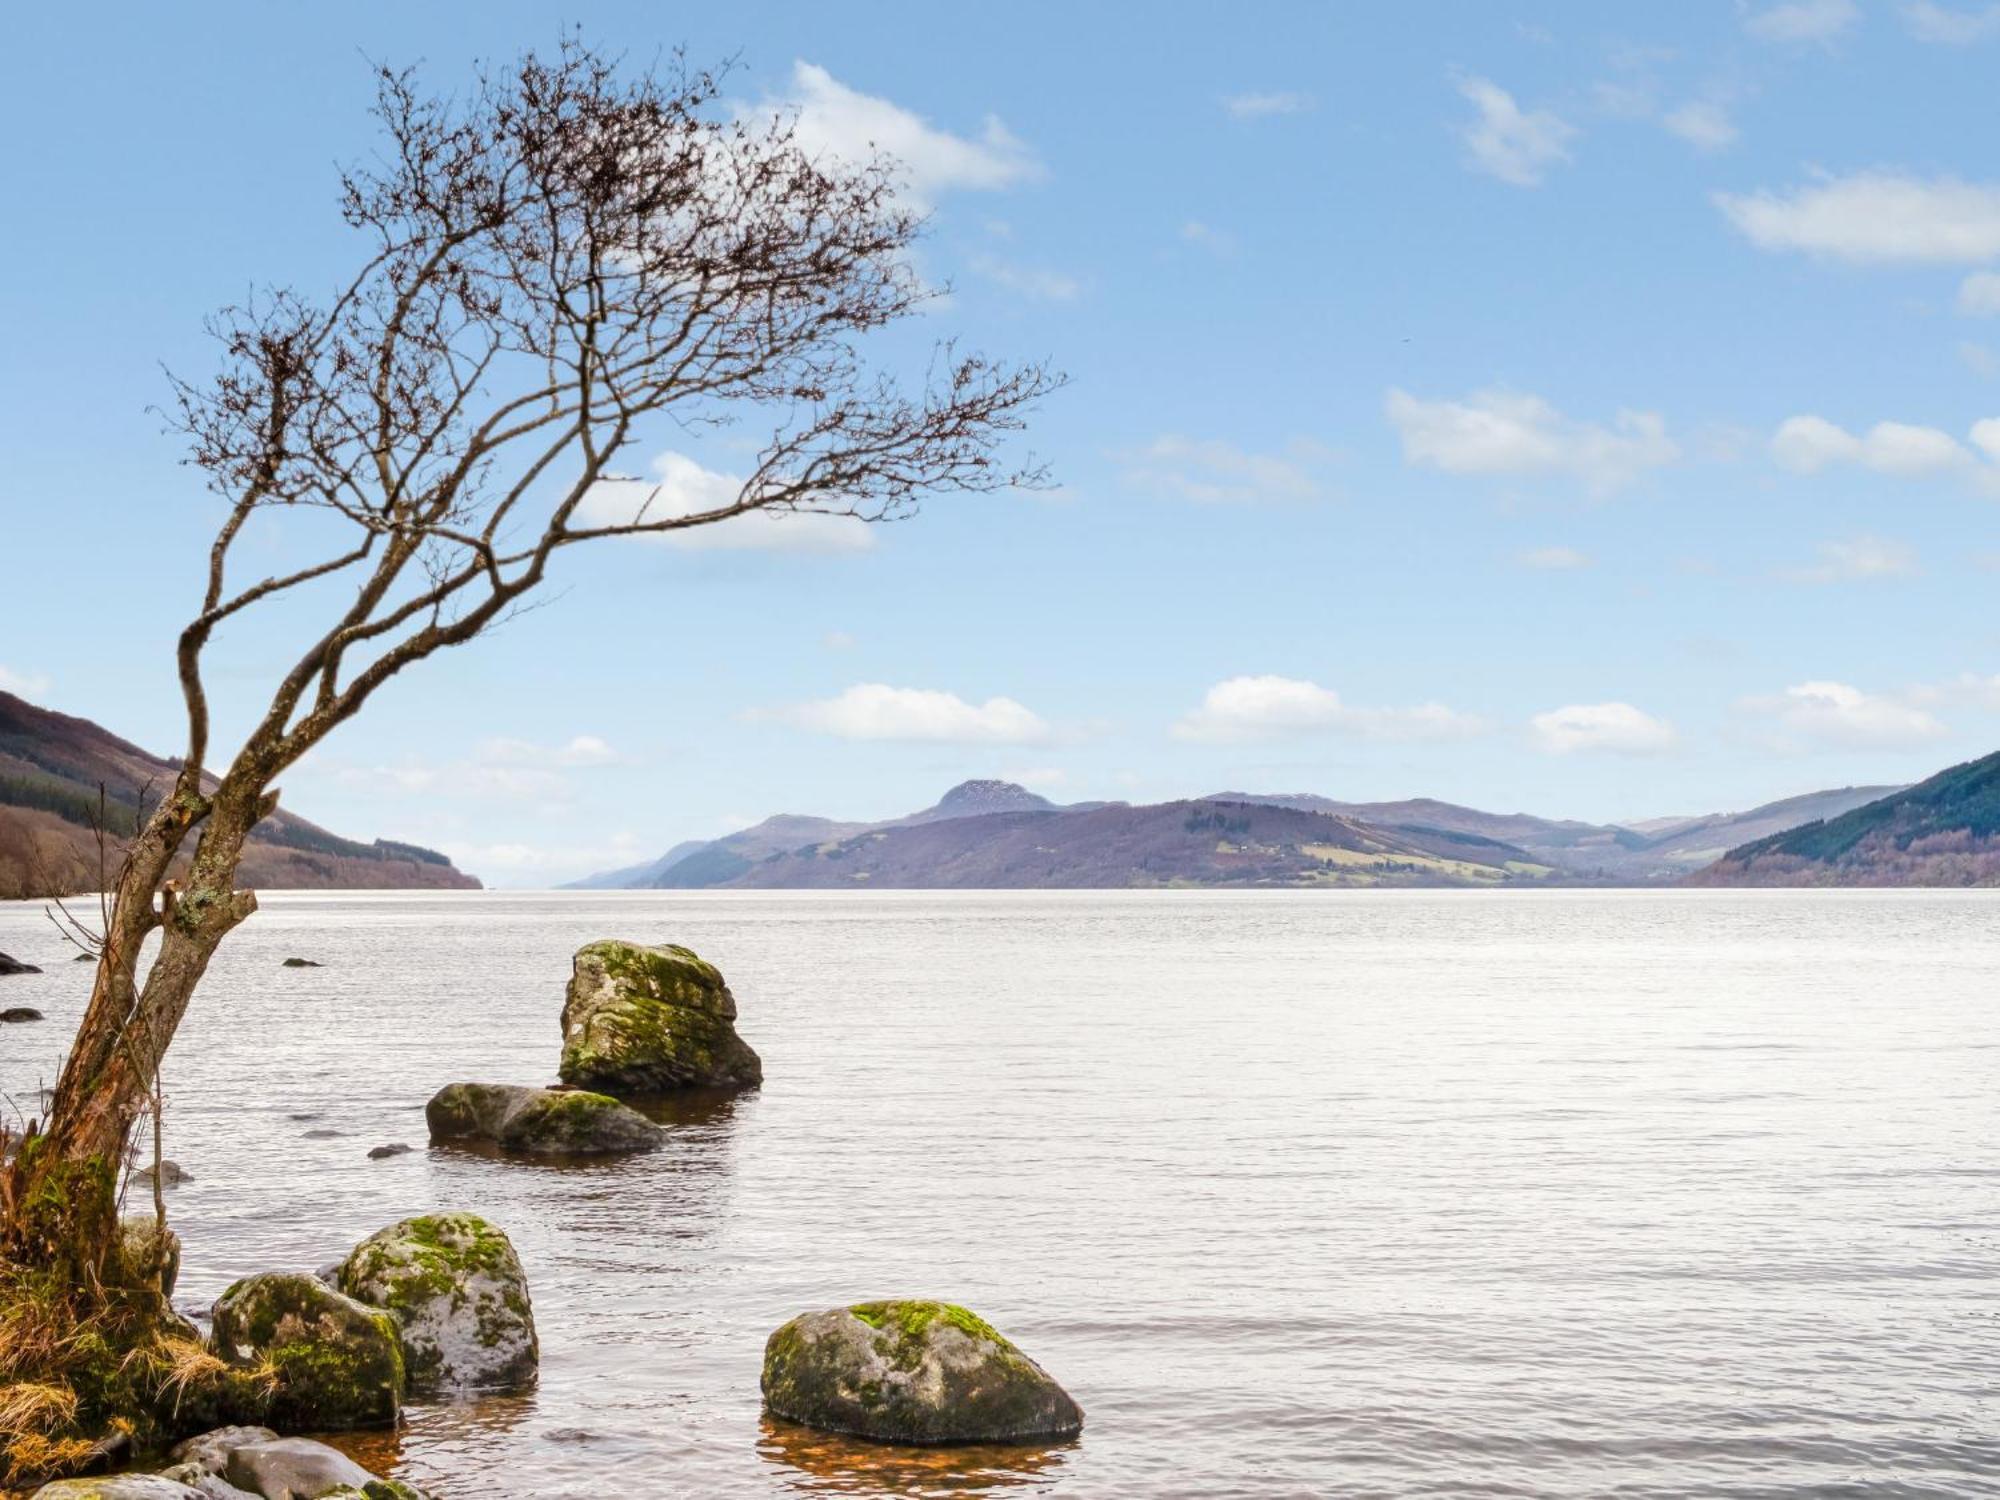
{"left": 0, "top": 691, "right": 481, "bottom": 898}
{"left": 573, "top": 776, "right": 1909, "bottom": 891}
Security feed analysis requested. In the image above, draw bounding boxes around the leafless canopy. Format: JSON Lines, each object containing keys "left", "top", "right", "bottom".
{"left": 172, "top": 38, "right": 1058, "bottom": 782}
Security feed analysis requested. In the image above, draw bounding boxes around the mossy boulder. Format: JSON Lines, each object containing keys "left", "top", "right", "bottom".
{"left": 336, "top": 1212, "right": 538, "bottom": 1394}
{"left": 558, "top": 940, "right": 762, "bottom": 1095}
{"left": 761, "top": 1300, "right": 1084, "bottom": 1445}
{"left": 207, "top": 1273, "right": 403, "bottom": 1430}
{"left": 221, "top": 1437, "right": 378, "bottom": 1498}
{"left": 425, "top": 1082, "right": 664, "bottom": 1155}
{"left": 28, "top": 1479, "right": 204, "bottom": 1499}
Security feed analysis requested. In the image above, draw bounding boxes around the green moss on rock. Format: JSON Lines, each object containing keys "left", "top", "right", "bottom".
{"left": 558, "top": 940, "right": 762, "bottom": 1095}
{"left": 337, "top": 1213, "right": 538, "bottom": 1394}
{"left": 206, "top": 1273, "right": 403, "bottom": 1430}
{"left": 761, "top": 1300, "right": 1083, "bottom": 1445}
{"left": 424, "top": 1082, "right": 664, "bottom": 1155}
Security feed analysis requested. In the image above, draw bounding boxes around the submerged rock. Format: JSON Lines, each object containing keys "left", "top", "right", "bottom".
{"left": 365, "top": 1143, "right": 412, "bottom": 1160}
{"left": 135, "top": 1160, "right": 192, "bottom": 1188}
{"left": 1, "top": 1006, "right": 44, "bottom": 1022}
{"left": 762, "top": 1300, "right": 1083, "bottom": 1445}
{"left": 0, "top": 950, "right": 41, "bottom": 976}
{"left": 280, "top": 958, "right": 323, "bottom": 968}
{"left": 558, "top": 940, "right": 762, "bottom": 1095}
{"left": 337, "top": 1212, "right": 538, "bottom": 1394}
{"left": 207, "top": 1273, "right": 403, "bottom": 1430}
{"left": 116, "top": 1214, "right": 182, "bottom": 1296}
{"left": 425, "top": 1081, "right": 664, "bottom": 1155}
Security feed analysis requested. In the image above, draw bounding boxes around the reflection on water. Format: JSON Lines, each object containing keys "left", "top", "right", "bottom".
{"left": 4, "top": 889, "right": 2000, "bottom": 1496}
{"left": 756, "top": 1417, "right": 1072, "bottom": 1494}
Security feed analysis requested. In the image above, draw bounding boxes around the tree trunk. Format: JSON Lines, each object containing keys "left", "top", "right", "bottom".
{"left": 2, "top": 773, "right": 259, "bottom": 1282}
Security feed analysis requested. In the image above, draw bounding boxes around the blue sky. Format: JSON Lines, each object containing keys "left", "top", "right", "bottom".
{"left": 7, "top": 0, "right": 2000, "bottom": 884}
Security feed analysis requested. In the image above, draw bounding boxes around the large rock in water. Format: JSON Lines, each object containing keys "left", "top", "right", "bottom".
{"left": 558, "top": 940, "right": 762, "bottom": 1094}
{"left": 761, "top": 1301, "right": 1084, "bottom": 1445}
{"left": 337, "top": 1212, "right": 538, "bottom": 1393}
{"left": 425, "top": 1082, "right": 664, "bottom": 1155}
{"left": 29, "top": 1481, "right": 204, "bottom": 1499}
{"left": 207, "top": 1273, "right": 403, "bottom": 1429}
{"left": 0, "top": 950, "right": 41, "bottom": 976}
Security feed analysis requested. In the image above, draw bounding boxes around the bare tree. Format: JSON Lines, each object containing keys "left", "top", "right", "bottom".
{"left": 1, "top": 39, "right": 1055, "bottom": 1279}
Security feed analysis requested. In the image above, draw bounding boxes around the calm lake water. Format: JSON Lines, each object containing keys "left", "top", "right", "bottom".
{"left": 2, "top": 889, "right": 1998, "bottom": 1498}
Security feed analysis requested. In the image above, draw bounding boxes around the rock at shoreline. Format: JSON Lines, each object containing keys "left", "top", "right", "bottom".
{"left": 1, "top": 1006, "right": 43, "bottom": 1022}
{"left": 365, "top": 1143, "right": 412, "bottom": 1160}
{"left": 337, "top": 1212, "right": 538, "bottom": 1394}
{"left": 135, "top": 1160, "right": 192, "bottom": 1188}
{"left": 223, "top": 1438, "right": 375, "bottom": 1498}
{"left": 28, "top": 1479, "right": 205, "bottom": 1499}
{"left": 208, "top": 1273, "right": 403, "bottom": 1430}
{"left": 280, "top": 958, "right": 323, "bottom": 968}
{"left": 425, "top": 1081, "right": 665, "bottom": 1155}
{"left": 156, "top": 1465, "right": 260, "bottom": 1499}
{"left": 0, "top": 950, "right": 41, "bottom": 976}
{"left": 558, "top": 940, "right": 762, "bottom": 1095}
{"left": 762, "top": 1301, "right": 1084, "bottom": 1445}
{"left": 168, "top": 1425, "right": 277, "bottom": 1476}
{"left": 117, "top": 1214, "right": 182, "bottom": 1297}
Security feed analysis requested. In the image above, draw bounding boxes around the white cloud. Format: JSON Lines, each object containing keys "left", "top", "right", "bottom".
{"left": 1746, "top": 0, "right": 1861, "bottom": 43}
{"left": 1385, "top": 388, "right": 1678, "bottom": 495}
{"left": 1769, "top": 414, "right": 1979, "bottom": 477}
{"left": 1662, "top": 100, "right": 1738, "bottom": 151}
{"left": 763, "top": 62, "right": 1038, "bottom": 211}
{"left": 1959, "top": 271, "right": 2000, "bottom": 314}
{"left": 772, "top": 684, "right": 1051, "bottom": 744}
{"left": 1518, "top": 545, "right": 1593, "bottom": 570}
{"left": 1222, "top": 91, "right": 1313, "bottom": 118}
{"left": 1717, "top": 173, "right": 2000, "bottom": 264}
{"left": 579, "top": 452, "right": 876, "bottom": 554}
{"left": 0, "top": 665, "right": 50, "bottom": 699}
{"left": 1739, "top": 680, "right": 1948, "bottom": 749}
{"left": 476, "top": 734, "right": 622, "bottom": 768}
{"left": 968, "top": 253, "right": 1081, "bottom": 301}
{"left": 1457, "top": 76, "right": 1576, "bottom": 187}
{"left": 1118, "top": 435, "right": 1331, "bottom": 504}
{"left": 1782, "top": 535, "right": 1921, "bottom": 583}
{"left": 1172, "top": 675, "right": 1487, "bottom": 745}
{"left": 1531, "top": 702, "right": 1678, "bottom": 756}
{"left": 1179, "top": 220, "right": 1238, "bottom": 257}
{"left": 1903, "top": 1, "right": 2000, "bottom": 42}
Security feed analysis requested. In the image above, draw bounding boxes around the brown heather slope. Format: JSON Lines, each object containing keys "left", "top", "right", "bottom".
{"left": 0, "top": 690, "right": 480, "bottom": 899}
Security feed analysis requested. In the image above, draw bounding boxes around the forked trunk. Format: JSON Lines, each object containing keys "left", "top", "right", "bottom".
{"left": 2, "top": 776, "right": 259, "bottom": 1281}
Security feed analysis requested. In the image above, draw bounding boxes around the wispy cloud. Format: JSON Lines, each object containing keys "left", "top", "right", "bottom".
{"left": 763, "top": 683, "right": 1052, "bottom": 744}
{"left": 1386, "top": 388, "right": 1678, "bottom": 496}
{"left": 1518, "top": 546, "right": 1594, "bottom": 571}
{"left": 1173, "top": 675, "right": 1486, "bottom": 744}
{"left": 1221, "top": 91, "right": 1313, "bottom": 119}
{"left": 1179, "top": 220, "right": 1238, "bottom": 257}
{"left": 1745, "top": 0, "right": 1861, "bottom": 44}
{"left": 1457, "top": 76, "right": 1576, "bottom": 187}
{"left": 1717, "top": 173, "right": 2000, "bottom": 264}
{"left": 754, "top": 61, "right": 1039, "bottom": 211}
{"left": 580, "top": 452, "right": 877, "bottom": 554}
{"left": 1902, "top": 1, "right": 2000, "bottom": 43}
{"left": 1118, "top": 435, "right": 1333, "bottom": 504}
{"left": 1781, "top": 535, "right": 1921, "bottom": 584}
{"left": 1530, "top": 702, "right": 1678, "bottom": 755}
{"left": 969, "top": 253, "right": 1081, "bottom": 301}
{"left": 1768, "top": 414, "right": 2000, "bottom": 489}
{"left": 1738, "top": 680, "right": 1947, "bottom": 750}
{"left": 1661, "top": 100, "right": 1739, "bottom": 151}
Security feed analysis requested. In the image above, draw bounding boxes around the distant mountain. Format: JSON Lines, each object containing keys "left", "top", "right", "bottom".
{"left": 0, "top": 691, "right": 480, "bottom": 898}
{"left": 576, "top": 774, "right": 1905, "bottom": 892}
{"left": 720, "top": 797, "right": 1551, "bottom": 889}
{"left": 1695, "top": 753, "right": 2000, "bottom": 886}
